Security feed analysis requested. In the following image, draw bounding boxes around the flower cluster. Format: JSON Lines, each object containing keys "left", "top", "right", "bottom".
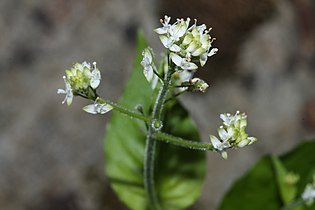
{"left": 155, "top": 16, "right": 218, "bottom": 71}
{"left": 57, "top": 62, "right": 113, "bottom": 115}
{"left": 57, "top": 61, "right": 101, "bottom": 106}
{"left": 209, "top": 111, "right": 257, "bottom": 159}
{"left": 140, "top": 16, "right": 217, "bottom": 93}
{"left": 302, "top": 176, "right": 315, "bottom": 206}
{"left": 180, "top": 78, "right": 209, "bottom": 93}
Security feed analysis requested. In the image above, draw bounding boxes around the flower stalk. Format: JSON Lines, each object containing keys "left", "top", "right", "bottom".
{"left": 152, "top": 131, "right": 213, "bottom": 151}
{"left": 97, "top": 98, "right": 150, "bottom": 122}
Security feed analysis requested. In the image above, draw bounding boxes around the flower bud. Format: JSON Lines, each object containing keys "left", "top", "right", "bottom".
{"left": 190, "top": 78, "right": 209, "bottom": 93}
{"left": 57, "top": 61, "right": 101, "bottom": 105}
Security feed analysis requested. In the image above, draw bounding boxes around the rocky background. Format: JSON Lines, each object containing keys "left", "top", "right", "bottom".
{"left": 0, "top": 0, "right": 314, "bottom": 209}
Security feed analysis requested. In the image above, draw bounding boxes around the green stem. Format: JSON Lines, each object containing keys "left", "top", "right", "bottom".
{"left": 144, "top": 134, "right": 159, "bottom": 209}
{"left": 164, "top": 90, "right": 187, "bottom": 104}
{"left": 98, "top": 98, "right": 150, "bottom": 122}
{"left": 152, "top": 131, "right": 213, "bottom": 151}
{"left": 144, "top": 67, "right": 172, "bottom": 210}
{"left": 153, "top": 68, "right": 164, "bottom": 82}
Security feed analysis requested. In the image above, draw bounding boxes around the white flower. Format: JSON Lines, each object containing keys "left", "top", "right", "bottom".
{"left": 210, "top": 111, "right": 257, "bottom": 159}
{"left": 156, "top": 18, "right": 190, "bottom": 52}
{"left": 57, "top": 76, "right": 73, "bottom": 106}
{"left": 169, "top": 18, "right": 190, "bottom": 41}
{"left": 154, "top": 15, "right": 171, "bottom": 35}
{"left": 170, "top": 53, "right": 198, "bottom": 71}
{"left": 220, "top": 111, "right": 243, "bottom": 127}
{"left": 236, "top": 136, "right": 256, "bottom": 148}
{"left": 302, "top": 185, "right": 315, "bottom": 205}
{"left": 302, "top": 176, "right": 315, "bottom": 206}
{"left": 81, "top": 61, "right": 91, "bottom": 70}
{"left": 209, "top": 135, "right": 230, "bottom": 159}
{"left": 155, "top": 16, "right": 218, "bottom": 69}
{"left": 65, "top": 61, "right": 102, "bottom": 91}
{"left": 218, "top": 126, "right": 234, "bottom": 142}
{"left": 140, "top": 47, "right": 158, "bottom": 89}
{"left": 90, "top": 62, "right": 101, "bottom": 89}
{"left": 83, "top": 100, "right": 113, "bottom": 114}
{"left": 200, "top": 48, "right": 218, "bottom": 67}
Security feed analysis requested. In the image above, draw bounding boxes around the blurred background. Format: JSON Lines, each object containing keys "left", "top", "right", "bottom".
{"left": 0, "top": 0, "right": 314, "bottom": 209}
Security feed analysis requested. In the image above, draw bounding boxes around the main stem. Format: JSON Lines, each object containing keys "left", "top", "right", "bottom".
{"left": 144, "top": 71, "right": 172, "bottom": 210}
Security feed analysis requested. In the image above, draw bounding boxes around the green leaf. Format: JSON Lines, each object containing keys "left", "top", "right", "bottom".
{"left": 156, "top": 101, "right": 206, "bottom": 210}
{"left": 219, "top": 141, "right": 315, "bottom": 210}
{"left": 104, "top": 31, "right": 206, "bottom": 210}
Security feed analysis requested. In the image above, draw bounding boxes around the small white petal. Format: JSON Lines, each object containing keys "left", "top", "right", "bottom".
{"left": 170, "top": 20, "right": 187, "bottom": 39}
{"left": 200, "top": 53, "right": 208, "bottom": 67}
{"left": 159, "top": 35, "right": 172, "bottom": 48}
{"left": 182, "top": 34, "right": 193, "bottom": 45}
{"left": 90, "top": 79, "right": 100, "bottom": 89}
{"left": 221, "top": 151, "right": 228, "bottom": 160}
{"left": 192, "top": 48, "right": 205, "bottom": 57}
{"left": 164, "top": 15, "right": 171, "bottom": 24}
{"left": 66, "top": 94, "right": 73, "bottom": 106}
{"left": 98, "top": 104, "right": 113, "bottom": 114}
{"left": 208, "top": 48, "right": 218, "bottom": 57}
{"left": 200, "top": 34, "right": 209, "bottom": 43}
{"left": 90, "top": 69, "right": 101, "bottom": 89}
{"left": 237, "top": 139, "right": 249, "bottom": 148}
{"left": 150, "top": 74, "right": 158, "bottom": 90}
{"left": 154, "top": 27, "right": 168, "bottom": 35}
{"left": 178, "top": 70, "right": 193, "bottom": 82}
{"left": 218, "top": 127, "right": 232, "bottom": 142}
{"left": 83, "top": 104, "right": 98, "bottom": 114}
{"left": 169, "top": 44, "right": 181, "bottom": 52}
{"left": 186, "top": 42, "right": 198, "bottom": 52}
{"left": 220, "top": 113, "right": 228, "bottom": 122}
{"left": 143, "top": 48, "right": 153, "bottom": 63}
{"left": 58, "top": 76, "right": 73, "bottom": 106}
{"left": 210, "top": 135, "right": 221, "bottom": 150}
{"left": 247, "top": 137, "right": 257, "bottom": 145}
{"left": 143, "top": 66, "right": 154, "bottom": 82}
{"left": 83, "top": 103, "right": 113, "bottom": 114}
{"left": 182, "top": 62, "right": 198, "bottom": 70}
{"left": 57, "top": 89, "right": 66, "bottom": 94}
{"left": 82, "top": 61, "right": 91, "bottom": 70}
{"left": 170, "top": 53, "right": 183, "bottom": 67}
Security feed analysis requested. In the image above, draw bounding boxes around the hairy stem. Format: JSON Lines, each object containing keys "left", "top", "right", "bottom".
{"left": 152, "top": 131, "right": 213, "bottom": 151}
{"left": 164, "top": 90, "right": 187, "bottom": 104}
{"left": 97, "top": 98, "right": 150, "bottom": 122}
{"left": 144, "top": 70, "right": 172, "bottom": 210}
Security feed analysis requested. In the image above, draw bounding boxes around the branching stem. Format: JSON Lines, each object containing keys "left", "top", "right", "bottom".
{"left": 152, "top": 131, "right": 213, "bottom": 151}
{"left": 144, "top": 60, "right": 172, "bottom": 210}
